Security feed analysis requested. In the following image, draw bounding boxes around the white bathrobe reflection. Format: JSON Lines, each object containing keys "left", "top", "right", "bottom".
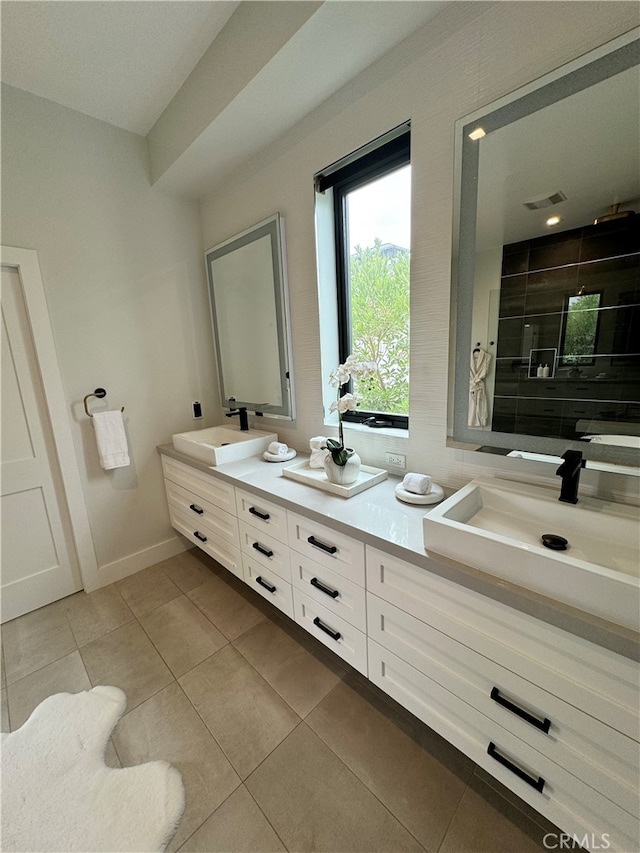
{"left": 468, "top": 347, "right": 491, "bottom": 427}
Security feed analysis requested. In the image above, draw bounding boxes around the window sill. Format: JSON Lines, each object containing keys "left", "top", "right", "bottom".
{"left": 325, "top": 420, "right": 409, "bottom": 441}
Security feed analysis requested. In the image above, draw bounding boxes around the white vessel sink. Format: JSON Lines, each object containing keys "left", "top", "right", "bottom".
{"left": 172, "top": 425, "right": 277, "bottom": 466}
{"left": 423, "top": 476, "right": 640, "bottom": 629}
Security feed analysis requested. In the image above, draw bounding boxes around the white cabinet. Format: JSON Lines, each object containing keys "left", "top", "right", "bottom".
{"left": 288, "top": 511, "right": 367, "bottom": 673}
{"left": 238, "top": 518, "right": 293, "bottom": 619}
{"left": 366, "top": 546, "right": 640, "bottom": 852}
{"left": 162, "top": 456, "right": 241, "bottom": 578}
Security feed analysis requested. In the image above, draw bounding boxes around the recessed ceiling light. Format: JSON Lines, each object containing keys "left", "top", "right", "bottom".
{"left": 546, "top": 215, "right": 562, "bottom": 227}
{"left": 468, "top": 127, "right": 486, "bottom": 141}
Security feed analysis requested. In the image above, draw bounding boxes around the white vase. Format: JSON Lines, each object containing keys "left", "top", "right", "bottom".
{"left": 324, "top": 450, "right": 361, "bottom": 486}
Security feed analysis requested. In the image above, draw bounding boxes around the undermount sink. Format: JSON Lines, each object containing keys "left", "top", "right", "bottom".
{"left": 423, "top": 476, "right": 640, "bottom": 629}
{"left": 172, "top": 425, "right": 277, "bottom": 466}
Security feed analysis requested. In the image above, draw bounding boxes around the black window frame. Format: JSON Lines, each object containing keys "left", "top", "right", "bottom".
{"left": 324, "top": 131, "right": 411, "bottom": 429}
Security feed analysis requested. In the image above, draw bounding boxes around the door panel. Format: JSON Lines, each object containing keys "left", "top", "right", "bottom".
{"left": 1, "top": 266, "right": 82, "bottom": 621}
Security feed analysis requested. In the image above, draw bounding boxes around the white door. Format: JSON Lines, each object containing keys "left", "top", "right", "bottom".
{"left": 1, "top": 265, "right": 83, "bottom": 622}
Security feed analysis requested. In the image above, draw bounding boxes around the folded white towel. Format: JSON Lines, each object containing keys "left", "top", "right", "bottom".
{"left": 309, "top": 447, "right": 330, "bottom": 468}
{"left": 402, "top": 473, "right": 431, "bottom": 495}
{"left": 268, "top": 441, "right": 289, "bottom": 456}
{"left": 93, "top": 411, "right": 130, "bottom": 470}
{"left": 309, "top": 436, "right": 327, "bottom": 450}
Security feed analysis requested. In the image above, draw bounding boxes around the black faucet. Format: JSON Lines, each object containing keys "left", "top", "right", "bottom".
{"left": 226, "top": 406, "right": 249, "bottom": 431}
{"left": 556, "top": 450, "right": 586, "bottom": 504}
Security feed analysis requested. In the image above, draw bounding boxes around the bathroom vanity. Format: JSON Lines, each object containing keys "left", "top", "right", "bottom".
{"left": 158, "top": 444, "right": 639, "bottom": 852}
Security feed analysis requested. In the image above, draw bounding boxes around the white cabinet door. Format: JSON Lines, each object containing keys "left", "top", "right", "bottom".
{"left": 1, "top": 266, "right": 82, "bottom": 621}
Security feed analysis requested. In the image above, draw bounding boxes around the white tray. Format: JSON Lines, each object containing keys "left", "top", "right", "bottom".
{"left": 281, "top": 460, "right": 387, "bottom": 498}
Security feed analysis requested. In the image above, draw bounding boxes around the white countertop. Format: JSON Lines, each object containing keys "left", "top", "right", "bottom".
{"left": 158, "top": 444, "right": 639, "bottom": 660}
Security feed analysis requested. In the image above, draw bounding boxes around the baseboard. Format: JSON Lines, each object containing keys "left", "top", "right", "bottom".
{"left": 84, "top": 535, "right": 193, "bottom": 591}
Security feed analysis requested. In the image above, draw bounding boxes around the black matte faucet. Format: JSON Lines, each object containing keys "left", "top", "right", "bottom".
{"left": 226, "top": 406, "right": 249, "bottom": 431}
{"left": 556, "top": 450, "right": 586, "bottom": 504}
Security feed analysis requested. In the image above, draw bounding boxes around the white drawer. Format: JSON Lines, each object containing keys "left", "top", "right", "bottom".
{"left": 368, "top": 640, "right": 639, "bottom": 853}
{"left": 165, "top": 479, "right": 234, "bottom": 535}
{"left": 366, "top": 546, "right": 639, "bottom": 739}
{"left": 162, "top": 456, "right": 236, "bottom": 515}
{"left": 293, "top": 589, "right": 367, "bottom": 675}
{"left": 242, "top": 554, "right": 293, "bottom": 619}
{"left": 169, "top": 505, "right": 241, "bottom": 580}
{"left": 239, "top": 520, "right": 291, "bottom": 582}
{"left": 291, "top": 551, "right": 366, "bottom": 632}
{"left": 368, "top": 592, "right": 638, "bottom": 817}
{"left": 288, "top": 512, "right": 365, "bottom": 586}
{"left": 236, "top": 488, "right": 288, "bottom": 544}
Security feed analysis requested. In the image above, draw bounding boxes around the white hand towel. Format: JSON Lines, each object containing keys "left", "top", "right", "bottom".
{"left": 402, "top": 473, "right": 431, "bottom": 495}
{"left": 268, "top": 441, "right": 289, "bottom": 456}
{"left": 93, "top": 411, "right": 130, "bottom": 470}
{"left": 309, "top": 436, "right": 327, "bottom": 450}
{"left": 309, "top": 448, "right": 330, "bottom": 469}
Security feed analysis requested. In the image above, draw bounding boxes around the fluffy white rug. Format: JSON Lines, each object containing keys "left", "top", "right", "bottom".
{"left": 1, "top": 686, "right": 185, "bottom": 852}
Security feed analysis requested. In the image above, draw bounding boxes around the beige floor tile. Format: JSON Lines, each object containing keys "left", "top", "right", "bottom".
{"left": 116, "top": 564, "right": 182, "bottom": 617}
{"left": 160, "top": 551, "right": 216, "bottom": 593}
{"left": 1, "top": 637, "right": 6, "bottom": 689}
{"left": 179, "top": 645, "right": 300, "bottom": 779}
{"left": 307, "top": 675, "right": 472, "bottom": 851}
{"left": 6, "top": 650, "right": 91, "bottom": 730}
{"left": 178, "top": 785, "right": 286, "bottom": 853}
{"left": 187, "top": 574, "right": 267, "bottom": 640}
{"left": 439, "top": 776, "right": 546, "bottom": 853}
{"left": 63, "top": 585, "right": 134, "bottom": 647}
{"left": 233, "top": 618, "right": 345, "bottom": 717}
{"left": 140, "top": 595, "right": 227, "bottom": 677}
{"left": 1, "top": 689, "right": 9, "bottom": 732}
{"left": 2, "top": 600, "right": 77, "bottom": 684}
{"left": 246, "top": 723, "right": 424, "bottom": 852}
{"left": 80, "top": 621, "right": 173, "bottom": 712}
{"left": 112, "top": 682, "right": 241, "bottom": 852}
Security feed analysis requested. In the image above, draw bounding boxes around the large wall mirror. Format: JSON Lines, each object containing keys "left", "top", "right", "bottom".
{"left": 451, "top": 29, "right": 640, "bottom": 470}
{"left": 205, "top": 214, "right": 295, "bottom": 420}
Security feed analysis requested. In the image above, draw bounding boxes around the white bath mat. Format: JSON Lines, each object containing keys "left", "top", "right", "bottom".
{"left": 1, "top": 685, "right": 185, "bottom": 852}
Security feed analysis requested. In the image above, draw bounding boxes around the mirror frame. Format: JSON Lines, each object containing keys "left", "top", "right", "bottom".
{"left": 451, "top": 29, "right": 640, "bottom": 468}
{"left": 205, "top": 213, "right": 295, "bottom": 420}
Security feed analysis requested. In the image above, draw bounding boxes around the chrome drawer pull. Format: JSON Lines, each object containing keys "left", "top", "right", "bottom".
{"left": 189, "top": 503, "right": 204, "bottom": 515}
{"left": 249, "top": 507, "right": 270, "bottom": 521}
{"left": 310, "top": 577, "right": 339, "bottom": 598}
{"left": 487, "top": 742, "right": 545, "bottom": 793}
{"left": 256, "top": 576, "right": 276, "bottom": 593}
{"left": 313, "top": 616, "right": 341, "bottom": 641}
{"left": 307, "top": 535, "right": 337, "bottom": 554}
{"left": 491, "top": 687, "right": 551, "bottom": 734}
{"left": 252, "top": 542, "right": 274, "bottom": 558}
{"left": 193, "top": 531, "right": 207, "bottom": 543}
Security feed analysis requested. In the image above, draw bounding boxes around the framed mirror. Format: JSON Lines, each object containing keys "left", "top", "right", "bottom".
{"left": 205, "top": 213, "right": 295, "bottom": 420}
{"left": 451, "top": 29, "right": 640, "bottom": 469}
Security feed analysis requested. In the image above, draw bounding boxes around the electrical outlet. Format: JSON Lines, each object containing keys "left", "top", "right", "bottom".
{"left": 385, "top": 452, "right": 406, "bottom": 469}
{"left": 192, "top": 401, "right": 203, "bottom": 419}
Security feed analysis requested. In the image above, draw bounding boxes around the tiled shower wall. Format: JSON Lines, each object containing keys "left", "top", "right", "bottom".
{"left": 493, "top": 215, "right": 640, "bottom": 439}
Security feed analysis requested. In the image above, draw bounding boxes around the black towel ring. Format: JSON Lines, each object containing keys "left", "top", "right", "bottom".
{"left": 83, "top": 388, "right": 124, "bottom": 418}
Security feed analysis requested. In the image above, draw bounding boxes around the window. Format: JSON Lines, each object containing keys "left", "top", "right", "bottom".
{"left": 316, "top": 128, "right": 411, "bottom": 428}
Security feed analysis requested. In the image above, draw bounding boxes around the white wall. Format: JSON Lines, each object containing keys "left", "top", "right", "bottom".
{"left": 1, "top": 84, "right": 219, "bottom": 585}
{"left": 199, "top": 1, "right": 639, "bottom": 499}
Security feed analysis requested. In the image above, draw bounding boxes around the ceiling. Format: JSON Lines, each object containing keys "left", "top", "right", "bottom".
{"left": 1, "top": 1, "right": 239, "bottom": 135}
{"left": 1, "top": 1, "right": 447, "bottom": 195}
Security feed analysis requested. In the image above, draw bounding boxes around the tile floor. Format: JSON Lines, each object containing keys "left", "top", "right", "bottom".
{"left": 1, "top": 549, "right": 558, "bottom": 852}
